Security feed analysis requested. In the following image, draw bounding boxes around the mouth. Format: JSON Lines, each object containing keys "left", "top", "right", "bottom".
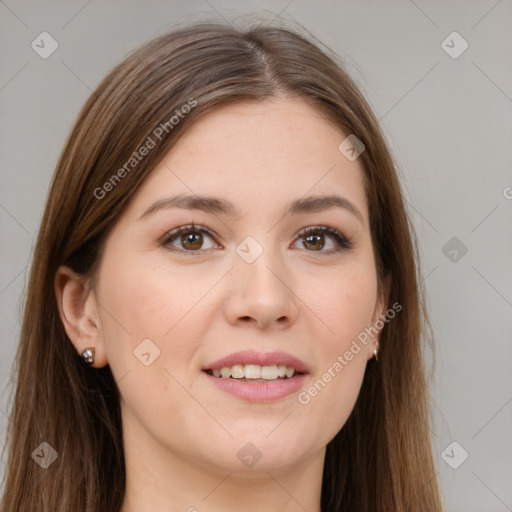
{"left": 202, "top": 350, "right": 309, "bottom": 402}
{"left": 203, "top": 364, "right": 304, "bottom": 382}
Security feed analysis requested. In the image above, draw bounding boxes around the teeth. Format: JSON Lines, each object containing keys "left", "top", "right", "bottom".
{"left": 244, "top": 364, "right": 261, "bottom": 379}
{"left": 231, "top": 365, "right": 244, "bottom": 378}
{"left": 261, "top": 365, "right": 278, "bottom": 380}
{"left": 211, "top": 364, "right": 297, "bottom": 380}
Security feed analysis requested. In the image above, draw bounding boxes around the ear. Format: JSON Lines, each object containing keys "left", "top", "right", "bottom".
{"left": 367, "top": 274, "right": 392, "bottom": 361}
{"left": 54, "top": 265, "right": 108, "bottom": 368}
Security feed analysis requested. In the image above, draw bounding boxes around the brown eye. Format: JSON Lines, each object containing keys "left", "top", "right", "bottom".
{"left": 294, "top": 226, "right": 353, "bottom": 254}
{"left": 303, "top": 232, "right": 325, "bottom": 251}
{"left": 181, "top": 231, "right": 203, "bottom": 250}
{"left": 161, "top": 224, "right": 219, "bottom": 253}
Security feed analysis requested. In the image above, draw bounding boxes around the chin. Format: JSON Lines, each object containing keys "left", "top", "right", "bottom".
{"left": 194, "top": 429, "right": 317, "bottom": 473}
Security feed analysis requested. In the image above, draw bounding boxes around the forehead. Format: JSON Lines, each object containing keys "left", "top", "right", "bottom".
{"left": 124, "top": 97, "right": 369, "bottom": 225}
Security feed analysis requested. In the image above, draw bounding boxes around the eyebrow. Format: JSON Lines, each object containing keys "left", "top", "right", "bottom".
{"left": 138, "top": 193, "right": 364, "bottom": 225}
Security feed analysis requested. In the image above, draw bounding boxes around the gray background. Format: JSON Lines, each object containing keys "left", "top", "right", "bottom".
{"left": 1, "top": 1, "right": 511, "bottom": 510}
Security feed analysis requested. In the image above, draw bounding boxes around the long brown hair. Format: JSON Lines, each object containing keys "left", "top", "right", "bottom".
{"left": 1, "top": 21, "right": 443, "bottom": 511}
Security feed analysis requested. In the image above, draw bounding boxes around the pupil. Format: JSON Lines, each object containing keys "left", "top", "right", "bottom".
{"left": 306, "top": 234, "right": 324, "bottom": 250}
{"left": 183, "top": 232, "right": 202, "bottom": 249}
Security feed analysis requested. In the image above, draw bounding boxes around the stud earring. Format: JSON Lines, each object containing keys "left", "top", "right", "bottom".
{"left": 80, "top": 347, "right": 95, "bottom": 365}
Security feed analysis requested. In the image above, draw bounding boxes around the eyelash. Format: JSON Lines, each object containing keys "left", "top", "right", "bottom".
{"left": 160, "top": 223, "right": 353, "bottom": 256}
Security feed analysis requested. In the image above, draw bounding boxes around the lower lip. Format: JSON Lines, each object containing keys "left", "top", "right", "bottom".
{"left": 203, "top": 371, "right": 308, "bottom": 402}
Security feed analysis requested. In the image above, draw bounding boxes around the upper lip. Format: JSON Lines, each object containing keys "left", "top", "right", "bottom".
{"left": 203, "top": 350, "right": 310, "bottom": 374}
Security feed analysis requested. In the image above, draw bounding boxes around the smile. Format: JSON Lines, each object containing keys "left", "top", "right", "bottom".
{"left": 205, "top": 363, "right": 300, "bottom": 381}
{"left": 202, "top": 350, "right": 309, "bottom": 402}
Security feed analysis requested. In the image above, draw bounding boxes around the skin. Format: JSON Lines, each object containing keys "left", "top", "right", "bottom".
{"left": 55, "top": 97, "right": 389, "bottom": 512}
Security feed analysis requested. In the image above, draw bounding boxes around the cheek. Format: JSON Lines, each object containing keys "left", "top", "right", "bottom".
{"left": 95, "top": 250, "right": 211, "bottom": 381}
{"left": 293, "top": 263, "right": 376, "bottom": 434}
{"left": 93, "top": 254, "right": 211, "bottom": 441}
{"left": 306, "top": 262, "right": 377, "bottom": 353}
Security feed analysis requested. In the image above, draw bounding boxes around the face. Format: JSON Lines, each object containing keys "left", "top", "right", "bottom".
{"left": 88, "top": 97, "right": 387, "bottom": 473}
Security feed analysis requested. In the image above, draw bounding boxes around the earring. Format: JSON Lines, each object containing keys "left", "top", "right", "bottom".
{"left": 80, "top": 347, "right": 95, "bottom": 365}
{"left": 373, "top": 341, "right": 379, "bottom": 362}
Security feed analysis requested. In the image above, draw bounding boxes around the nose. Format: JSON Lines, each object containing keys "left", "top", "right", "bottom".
{"left": 223, "top": 247, "right": 299, "bottom": 330}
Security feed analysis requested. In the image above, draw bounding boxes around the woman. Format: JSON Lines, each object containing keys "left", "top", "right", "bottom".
{"left": 1, "top": 21, "right": 444, "bottom": 511}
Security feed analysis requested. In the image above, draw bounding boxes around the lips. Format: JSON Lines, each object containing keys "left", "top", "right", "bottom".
{"left": 202, "top": 350, "right": 309, "bottom": 402}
